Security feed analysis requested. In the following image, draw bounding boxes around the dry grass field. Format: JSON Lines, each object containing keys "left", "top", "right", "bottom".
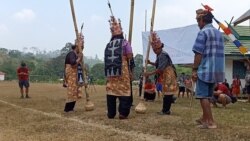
{"left": 0, "top": 81, "right": 249, "bottom": 141}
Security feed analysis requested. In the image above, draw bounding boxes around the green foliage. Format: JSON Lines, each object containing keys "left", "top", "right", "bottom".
{"left": 176, "top": 65, "right": 192, "bottom": 76}
{"left": 90, "top": 63, "right": 105, "bottom": 81}
{"left": 0, "top": 44, "right": 192, "bottom": 83}
{"left": 1, "top": 61, "right": 17, "bottom": 80}
{"left": 133, "top": 54, "right": 143, "bottom": 80}
{"left": 94, "top": 79, "right": 106, "bottom": 85}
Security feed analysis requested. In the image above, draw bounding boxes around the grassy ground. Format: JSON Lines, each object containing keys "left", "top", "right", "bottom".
{"left": 0, "top": 81, "right": 249, "bottom": 141}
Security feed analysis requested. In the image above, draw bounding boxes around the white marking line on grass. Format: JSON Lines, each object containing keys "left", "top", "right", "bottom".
{"left": 0, "top": 100, "right": 171, "bottom": 141}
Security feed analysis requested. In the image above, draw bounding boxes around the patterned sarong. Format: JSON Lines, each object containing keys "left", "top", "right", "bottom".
{"left": 65, "top": 64, "right": 82, "bottom": 102}
{"left": 162, "top": 66, "right": 178, "bottom": 95}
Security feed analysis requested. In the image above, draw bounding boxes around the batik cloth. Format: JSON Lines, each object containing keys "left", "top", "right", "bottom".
{"left": 106, "top": 56, "right": 131, "bottom": 96}
{"left": 105, "top": 38, "right": 132, "bottom": 97}
{"left": 65, "top": 64, "right": 82, "bottom": 102}
{"left": 155, "top": 51, "right": 178, "bottom": 95}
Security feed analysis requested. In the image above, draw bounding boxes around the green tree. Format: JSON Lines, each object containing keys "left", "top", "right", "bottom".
{"left": 8, "top": 50, "right": 22, "bottom": 58}
{"left": 133, "top": 54, "right": 143, "bottom": 80}
{"left": 90, "top": 63, "right": 105, "bottom": 84}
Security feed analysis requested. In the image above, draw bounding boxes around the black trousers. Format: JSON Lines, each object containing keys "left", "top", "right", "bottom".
{"left": 129, "top": 81, "right": 133, "bottom": 105}
{"left": 139, "top": 85, "right": 142, "bottom": 97}
{"left": 107, "top": 95, "right": 131, "bottom": 119}
{"left": 64, "top": 101, "right": 76, "bottom": 112}
{"left": 144, "top": 92, "right": 156, "bottom": 101}
{"left": 162, "top": 95, "right": 173, "bottom": 113}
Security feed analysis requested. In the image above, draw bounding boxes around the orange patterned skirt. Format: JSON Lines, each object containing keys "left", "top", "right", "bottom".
{"left": 65, "top": 64, "right": 82, "bottom": 102}
{"left": 162, "top": 66, "right": 178, "bottom": 95}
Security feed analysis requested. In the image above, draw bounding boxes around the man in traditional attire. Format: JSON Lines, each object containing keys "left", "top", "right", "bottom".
{"left": 145, "top": 32, "right": 177, "bottom": 115}
{"left": 104, "top": 16, "right": 134, "bottom": 119}
{"left": 64, "top": 36, "right": 83, "bottom": 112}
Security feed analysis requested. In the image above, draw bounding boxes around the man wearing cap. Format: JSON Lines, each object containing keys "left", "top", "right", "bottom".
{"left": 192, "top": 8, "right": 225, "bottom": 129}
{"left": 104, "top": 16, "right": 134, "bottom": 119}
{"left": 17, "top": 61, "right": 30, "bottom": 98}
{"left": 145, "top": 32, "right": 177, "bottom": 115}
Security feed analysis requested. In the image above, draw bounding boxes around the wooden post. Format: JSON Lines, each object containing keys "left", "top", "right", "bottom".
{"left": 69, "top": 0, "right": 79, "bottom": 39}
{"left": 69, "top": 0, "right": 94, "bottom": 111}
{"left": 135, "top": 0, "right": 157, "bottom": 114}
{"left": 128, "top": 0, "right": 135, "bottom": 43}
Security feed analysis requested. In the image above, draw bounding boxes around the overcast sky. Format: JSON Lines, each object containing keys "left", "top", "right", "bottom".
{"left": 0, "top": 0, "right": 249, "bottom": 59}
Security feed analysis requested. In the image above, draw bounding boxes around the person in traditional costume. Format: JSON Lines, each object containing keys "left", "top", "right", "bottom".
{"left": 145, "top": 32, "right": 177, "bottom": 115}
{"left": 64, "top": 36, "right": 83, "bottom": 112}
{"left": 104, "top": 16, "right": 134, "bottom": 119}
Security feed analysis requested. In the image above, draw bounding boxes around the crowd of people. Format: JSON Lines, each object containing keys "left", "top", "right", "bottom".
{"left": 15, "top": 6, "right": 250, "bottom": 131}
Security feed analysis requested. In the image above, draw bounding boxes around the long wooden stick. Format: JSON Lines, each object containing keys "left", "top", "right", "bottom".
{"left": 145, "top": 10, "right": 147, "bottom": 32}
{"left": 69, "top": 0, "right": 79, "bottom": 38}
{"left": 128, "top": 0, "right": 135, "bottom": 43}
{"left": 140, "top": 0, "right": 156, "bottom": 100}
{"left": 135, "top": 0, "right": 156, "bottom": 114}
{"left": 69, "top": 0, "right": 93, "bottom": 110}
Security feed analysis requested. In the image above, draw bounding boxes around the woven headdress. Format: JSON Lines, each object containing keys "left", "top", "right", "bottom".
{"left": 109, "top": 16, "right": 123, "bottom": 36}
{"left": 151, "top": 32, "right": 162, "bottom": 49}
{"left": 75, "top": 33, "right": 84, "bottom": 50}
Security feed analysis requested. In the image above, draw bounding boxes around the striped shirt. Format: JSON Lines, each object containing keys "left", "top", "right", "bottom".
{"left": 192, "top": 24, "right": 225, "bottom": 83}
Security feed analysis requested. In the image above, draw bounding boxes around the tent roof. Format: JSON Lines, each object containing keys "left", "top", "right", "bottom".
{"left": 233, "top": 9, "right": 250, "bottom": 26}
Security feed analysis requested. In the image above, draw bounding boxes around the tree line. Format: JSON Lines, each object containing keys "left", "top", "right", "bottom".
{"left": 0, "top": 43, "right": 191, "bottom": 85}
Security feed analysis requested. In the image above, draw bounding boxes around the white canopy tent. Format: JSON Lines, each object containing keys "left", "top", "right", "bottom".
{"left": 142, "top": 24, "right": 200, "bottom": 65}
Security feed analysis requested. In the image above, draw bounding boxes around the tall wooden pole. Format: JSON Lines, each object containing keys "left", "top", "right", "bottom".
{"left": 145, "top": 10, "right": 147, "bottom": 32}
{"left": 128, "top": 0, "right": 135, "bottom": 43}
{"left": 135, "top": 0, "right": 157, "bottom": 114}
{"left": 69, "top": 0, "right": 94, "bottom": 111}
{"left": 69, "top": 0, "right": 79, "bottom": 39}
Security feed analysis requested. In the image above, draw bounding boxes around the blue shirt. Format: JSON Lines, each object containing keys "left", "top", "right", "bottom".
{"left": 192, "top": 24, "right": 225, "bottom": 83}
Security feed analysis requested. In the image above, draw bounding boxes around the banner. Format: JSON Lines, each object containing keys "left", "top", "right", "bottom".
{"left": 142, "top": 24, "right": 200, "bottom": 64}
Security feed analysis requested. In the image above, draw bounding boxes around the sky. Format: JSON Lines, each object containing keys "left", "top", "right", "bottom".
{"left": 0, "top": 0, "right": 250, "bottom": 60}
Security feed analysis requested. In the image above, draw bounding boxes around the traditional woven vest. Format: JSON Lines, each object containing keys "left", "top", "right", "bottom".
{"left": 104, "top": 39, "right": 123, "bottom": 77}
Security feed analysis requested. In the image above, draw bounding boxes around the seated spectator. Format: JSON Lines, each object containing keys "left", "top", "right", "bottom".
{"left": 211, "top": 83, "right": 236, "bottom": 108}
{"left": 144, "top": 78, "right": 156, "bottom": 101}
